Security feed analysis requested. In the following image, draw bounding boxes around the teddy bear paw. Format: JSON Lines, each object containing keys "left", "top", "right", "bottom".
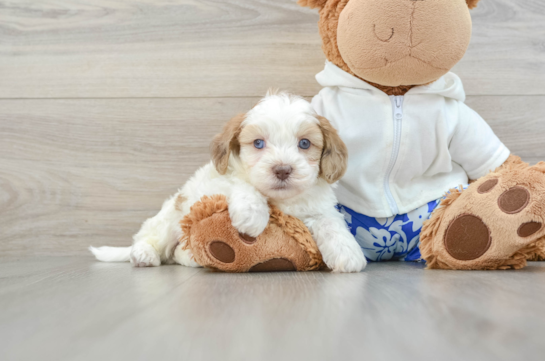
{"left": 182, "top": 195, "right": 324, "bottom": 273}
{"left": 422, "top": 164, "right": 545, "bottom": 270}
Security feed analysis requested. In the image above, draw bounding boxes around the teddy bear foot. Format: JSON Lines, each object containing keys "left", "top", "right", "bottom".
{"left": 179, "top": 195, "right": 324, "bottom": 273}
{"left": 421, "top": 158, "right": 545, "bottom": 270}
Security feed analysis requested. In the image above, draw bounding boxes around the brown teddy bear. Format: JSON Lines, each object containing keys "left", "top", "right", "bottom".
{"left": 297, "top": 0, "right": 545, "bottom": 269}
{"left": 183, "top": 0, "right": 545, "bottom": 272}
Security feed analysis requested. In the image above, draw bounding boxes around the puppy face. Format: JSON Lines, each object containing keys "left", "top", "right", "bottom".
{"left": 211, "top": 91, "right": 347, "bottom": 200}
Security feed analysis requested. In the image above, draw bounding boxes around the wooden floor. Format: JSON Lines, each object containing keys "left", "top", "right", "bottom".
{"left": 1, "top": 257, "right": 545, "bottom": 361}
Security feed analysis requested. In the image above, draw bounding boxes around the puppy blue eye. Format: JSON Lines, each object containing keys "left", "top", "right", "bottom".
{"left": 254, "top": 139, "right": 265, "bottom": 149}
{"left": 299, "top": 139, "right": 311, "bottom": 149}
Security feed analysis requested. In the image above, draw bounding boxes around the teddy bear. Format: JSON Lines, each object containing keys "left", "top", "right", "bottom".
{"left": 183, "top": 0, "right": 545, "bottom": 272}
{"left": 296, "top": 0, "right": 545, "bottom": 270}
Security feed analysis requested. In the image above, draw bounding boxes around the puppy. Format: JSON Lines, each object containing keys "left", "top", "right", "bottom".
{"left": 90, "top": 90, "right": 366, "bottom": 272}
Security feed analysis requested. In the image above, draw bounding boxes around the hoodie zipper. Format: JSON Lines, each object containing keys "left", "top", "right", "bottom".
{"left": 384, "top": 96, "right": 403, "bottom": 215}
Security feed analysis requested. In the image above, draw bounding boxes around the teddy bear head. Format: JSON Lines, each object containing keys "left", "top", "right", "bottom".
{"left": 299, "top": 0, "right": 480, "bottom": 93}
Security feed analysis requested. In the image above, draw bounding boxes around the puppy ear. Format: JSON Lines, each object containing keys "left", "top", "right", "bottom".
{"left": 317, "top": 115, "right": 348, "bottom": 184}
{"left": 210, "top": 113, "right": 245, "bottom": 175}
{"left": 297, "top": 0, "right": 328, "bottom": 9}
{"left": 466, "top": 0, "right": 480, "bottom": 9}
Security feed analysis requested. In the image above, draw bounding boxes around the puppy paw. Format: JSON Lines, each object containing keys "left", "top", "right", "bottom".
{"left": 321, "top": 237, "right": 367, "bottom": 273}
{"left": 130, "top": 242, "right": 161, "bottom": 267}
{"left": 173, "top": 244, "right": 202, "bottom": 268}
{"left": 229, "top": 201, "right": 270, "bottom": 238}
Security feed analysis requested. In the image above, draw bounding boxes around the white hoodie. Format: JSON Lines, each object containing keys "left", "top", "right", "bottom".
{"left": 312, "top": 62, "right": 510, "bottom": 218}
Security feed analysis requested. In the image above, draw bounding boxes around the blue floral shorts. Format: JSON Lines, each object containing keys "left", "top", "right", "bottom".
{"left": 338, "top": 199, "right": 442, "bottom": 262}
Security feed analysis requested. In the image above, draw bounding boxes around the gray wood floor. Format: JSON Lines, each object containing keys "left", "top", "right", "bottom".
{"left": 1, "top": 257, "right": 545, "bottom": 361}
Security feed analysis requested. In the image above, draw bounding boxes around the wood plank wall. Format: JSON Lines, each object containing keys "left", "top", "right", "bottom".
{"left": 1, "top": 0, "right": 544, "bottom": 257}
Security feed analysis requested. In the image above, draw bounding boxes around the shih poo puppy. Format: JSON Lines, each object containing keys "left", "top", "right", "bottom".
{"left": 90, "top": 90, "right": 366, "bottom": 272}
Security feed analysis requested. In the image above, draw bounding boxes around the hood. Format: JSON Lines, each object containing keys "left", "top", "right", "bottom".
{"left": 315, "top": 61, "right": 466, "bottom": 102}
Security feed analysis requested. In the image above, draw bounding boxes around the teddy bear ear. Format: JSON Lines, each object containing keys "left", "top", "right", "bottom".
{"left": 297, "top": 0, "right": 328, "bottom": 9}
{"left": 466, "top": 0, "right": 481, "bottom": 9}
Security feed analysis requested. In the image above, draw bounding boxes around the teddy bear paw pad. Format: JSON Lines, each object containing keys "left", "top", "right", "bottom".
{"left": 444, "top": 214, "right": 491, "bottom": 261}
{"left": 249, "top": 258, "right": 296, "bottom": 272}
{"left": 498, "top": 186, "right": 530, "bottom": 214}
{"left": 208, "top": 241, "right": 236, "bottom": 263}
{"left": 477, "top": 178, "right": 498, "bottom": 193}
{"left": 239, "top": 234, "right": 257, "bottom": 244}
{"left": 518, "top": 222, "right": 542, "bottom": 237}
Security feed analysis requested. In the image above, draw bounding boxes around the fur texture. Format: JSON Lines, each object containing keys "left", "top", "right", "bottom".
{"left": 316, "top": 115, "right": 348, "bottom": 183}
{"left": 467, "top": 0, "right": 481, "bottom": 9}
{"left": 210, "top": 113, "right": 245, "bottom": 175}
{"left": 91, "top": 91, "right": 366, "bottom": 273}
{"left": 297, "top": 0, "right": 328, "bottom": 9}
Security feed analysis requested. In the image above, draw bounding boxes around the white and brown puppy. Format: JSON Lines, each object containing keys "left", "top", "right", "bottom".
{"left": 90, "top": 91, "right": 366, "bottom": 272}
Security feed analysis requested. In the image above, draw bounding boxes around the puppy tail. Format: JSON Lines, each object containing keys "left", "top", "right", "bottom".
{"left": 89, "top": 246, "right": 131, "bottom": 262}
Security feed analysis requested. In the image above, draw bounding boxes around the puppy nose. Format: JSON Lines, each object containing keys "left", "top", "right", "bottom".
{"left": 273, "top": 165, "right": 292, "bottom": 181}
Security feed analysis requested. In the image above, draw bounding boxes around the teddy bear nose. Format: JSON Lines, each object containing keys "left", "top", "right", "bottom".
{"left": 273, "top": 165, "right": 292, "bottom": 181}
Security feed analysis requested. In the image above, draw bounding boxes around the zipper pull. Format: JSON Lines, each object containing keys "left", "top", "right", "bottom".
{"left": 394, "top": 96, "right": 403, "bottom": 120}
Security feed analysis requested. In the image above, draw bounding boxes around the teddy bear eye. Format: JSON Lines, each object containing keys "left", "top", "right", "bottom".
{"left": 253, "top": 139, "right": 265, "bottom": 149}
{"left": 299, "top": 139, "right": 311, "bottom": 149}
